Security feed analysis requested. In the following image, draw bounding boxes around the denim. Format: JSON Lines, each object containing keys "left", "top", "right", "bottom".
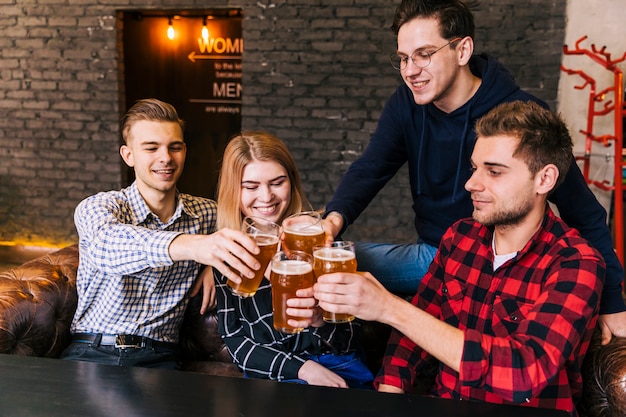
{"left": 60, "top": 342, "right": 181, "bottom": 370}
{"left": 354, "top": 240, "right": 438, "bottom": 295}
{"left": 278, "top": 351, "right": 374, "bottom": 389}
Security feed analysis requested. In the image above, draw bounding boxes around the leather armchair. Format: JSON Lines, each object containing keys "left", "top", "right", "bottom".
{"left": 579, "top": 329, "right": 626, "bottom": 417}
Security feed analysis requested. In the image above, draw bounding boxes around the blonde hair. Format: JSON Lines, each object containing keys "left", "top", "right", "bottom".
{"left": 216, "top": 131, "right": 311, "bottom": 230}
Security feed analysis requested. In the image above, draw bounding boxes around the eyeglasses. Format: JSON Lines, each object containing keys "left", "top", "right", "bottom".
{"left": 390, "top": 37, "right": 462, "bottom": 71}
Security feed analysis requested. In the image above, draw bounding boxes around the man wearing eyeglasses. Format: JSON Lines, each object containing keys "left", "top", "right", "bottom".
{"left": 322, "top": 0, "right": 626, "bottom": 344}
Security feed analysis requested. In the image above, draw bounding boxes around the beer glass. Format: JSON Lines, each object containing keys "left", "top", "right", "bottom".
{"left": 270, "top": 250, "right": 315, "bottom": 334}
{"left": 313, "top": 241, "right": 357, "bottom": 323}
{"left": 227, "top": 216, "right": 280, "bottom": 298}
{"left": 281, "top": 211, "right": 325, "bottom": 255}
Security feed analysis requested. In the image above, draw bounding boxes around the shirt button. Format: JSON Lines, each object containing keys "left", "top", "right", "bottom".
{"left": 510, "top": 315, "right": 518, "bottom": 321}
{"left": 442, "top": 287, "right": 448, "bottom": 294}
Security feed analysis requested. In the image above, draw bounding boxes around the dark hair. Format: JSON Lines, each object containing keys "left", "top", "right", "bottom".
{"left": 391, "top": 0, "right": 478, "bottom": 38}
{"left": 475, "top": 101, "right": 573, "bottom": 189}
{"left": 120, "top": 98, "right": 184, "bottom": 144}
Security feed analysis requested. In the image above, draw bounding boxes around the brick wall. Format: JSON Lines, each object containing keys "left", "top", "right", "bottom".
{"left": 0, "top": 0, "right": 565, "bottom": 247}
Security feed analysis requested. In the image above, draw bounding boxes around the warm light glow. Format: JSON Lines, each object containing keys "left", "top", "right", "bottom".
{"left": 202, "top": 21, "right": 209, "bottom": 42}
{"left": 167, "top": 18, "right": 175, "bottom": 40}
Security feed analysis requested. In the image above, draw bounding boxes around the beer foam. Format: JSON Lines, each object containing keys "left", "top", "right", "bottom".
{"left": 313, "top": 248, "right": 355, "bottom": 261}
{"left": 284, "top": 225, "right": 324, "bottom": 236}
{"left": 271, "top": 259, "right": 313, "bottom": 275}
{"left": 254, "top": 234, "right": 279, "bottom": 246}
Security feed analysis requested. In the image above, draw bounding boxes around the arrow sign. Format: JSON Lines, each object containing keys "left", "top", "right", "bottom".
{"left": 188, "top": 51, "right": 242, "bottom": 62}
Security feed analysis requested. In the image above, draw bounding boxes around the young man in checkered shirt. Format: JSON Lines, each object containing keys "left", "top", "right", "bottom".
{"left": 62, "top": 99, "right": 261, "bottom": 369}
{"left": 314, "top": 101, "right": 605, "bottom": 415}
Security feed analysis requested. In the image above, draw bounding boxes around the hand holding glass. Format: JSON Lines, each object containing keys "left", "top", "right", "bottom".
{"left": 227, "top": 216, "right": 280, "bottom": 298}
{"left": 313, "top": 241, "right": 357, "bottom": 323}
{"left": 270, "top": 250, "right": 315, "bottom": 334}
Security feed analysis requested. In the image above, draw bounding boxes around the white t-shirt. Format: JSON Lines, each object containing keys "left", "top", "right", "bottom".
{"left": 492, "top": 236, "right": 517, "bottom": 270}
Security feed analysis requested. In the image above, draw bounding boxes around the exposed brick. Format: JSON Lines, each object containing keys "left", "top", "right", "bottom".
{"left": 0, "top": 0, "right": 566, "bottom": 245}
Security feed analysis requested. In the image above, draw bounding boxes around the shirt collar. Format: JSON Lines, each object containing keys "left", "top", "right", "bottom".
{"left": 480, "top": 205, "right": 558, "bottom": 263}
{"left": 501, "top": 206, "right": 558, "bottom": 259}
{"left": 126, "top": 182, "right": 192, "bottom": 226}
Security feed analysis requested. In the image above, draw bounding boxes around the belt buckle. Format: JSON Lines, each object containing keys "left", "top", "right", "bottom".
{"left": 115, "top": 335, "right": 142, "bottom": 349}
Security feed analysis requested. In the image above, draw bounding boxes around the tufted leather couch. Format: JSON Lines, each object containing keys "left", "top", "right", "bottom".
{"left": 578, "top": 329, "right": 626, "bottom": 417}
{"left": 7, "top": 244, "right": 621, "bottom": 415}
{"left": 0, "top": 244, "right": 80, "bottom": 357}
{"left": 0, "top": 244, "right": 390, "bottom": 379}
{"left": 0, "top": 244, "right": 239, "bottom": 376}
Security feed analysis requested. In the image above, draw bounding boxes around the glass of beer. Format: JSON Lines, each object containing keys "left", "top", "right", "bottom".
{"left": 227, "top": 216, "right": 280, "bottom": 298}
{"left": 313, "top": 241, "right": 357, "bottom": 323}
{"left": 270, "top": 250, "right": 315, "bottom": 334}
{"left": 282, "top": 211, "right": 325, "bottom": 255}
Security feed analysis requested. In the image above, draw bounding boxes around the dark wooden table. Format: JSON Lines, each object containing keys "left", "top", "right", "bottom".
{"left": 0, "top": 354, "right": 569, "bottom": 417}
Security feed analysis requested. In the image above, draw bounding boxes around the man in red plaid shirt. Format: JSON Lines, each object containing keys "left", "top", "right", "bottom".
{"left": 313, "top": 100, "right": 605, "bottom": 415}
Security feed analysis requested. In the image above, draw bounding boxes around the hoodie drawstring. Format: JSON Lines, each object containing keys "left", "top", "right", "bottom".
{"left": 451, "top": 105, "right": 472, "bottom": 203}
{"left": 416, "top": 107, "right": 427, "bottom": 196}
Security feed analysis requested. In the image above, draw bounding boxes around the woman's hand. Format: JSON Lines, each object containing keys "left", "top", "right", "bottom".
{"left": 190, "top": 266, "right": 217, "bottom": 314}
{"left": 298, "top": 360, "right": 348, "bottom": 388}
{"left": 286, "top": 287, "right": 325, "bottom": 328}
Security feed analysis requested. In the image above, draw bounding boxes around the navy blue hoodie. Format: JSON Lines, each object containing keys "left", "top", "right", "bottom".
{"left": 326, "top": 53, "right": 624, "bottom": 313}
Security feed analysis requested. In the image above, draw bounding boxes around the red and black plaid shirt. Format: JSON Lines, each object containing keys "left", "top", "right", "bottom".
{"left": 375, "top": 208, "right": 605, "bottom": 415}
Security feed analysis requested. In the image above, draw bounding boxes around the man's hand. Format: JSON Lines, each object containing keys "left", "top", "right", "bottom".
{"left": 315, "top": 271, "right": 464, "bottom": 371}
{"left": 298, "top": 360, "right": 348, "bottom": 388}
{"left": 190, "top": 266, "right": 216, "bottom": 314}
{"left": 313, "top": 271, "right": 393, "bottom": 322}
{"left": 169, "top": 229, "right": 260, "bottom": 285}
{"left": 286, "top": 287, "right": 325, "bottom": 329}
{"left": 598, "top": 311, "right": 626, "bottom": 345}
{"left": 321, "top": 212, "right": 344, "bottom": 244}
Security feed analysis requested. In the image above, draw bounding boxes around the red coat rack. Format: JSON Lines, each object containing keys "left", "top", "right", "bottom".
{"left": 561, "top": 35, "right": 626, "bottom": 269}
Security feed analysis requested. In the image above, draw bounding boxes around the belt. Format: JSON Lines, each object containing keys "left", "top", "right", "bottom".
{"left": 72, "top": 333, "right": 177, "bottom": 350}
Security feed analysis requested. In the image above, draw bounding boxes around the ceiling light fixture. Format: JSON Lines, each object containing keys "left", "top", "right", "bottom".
{"left": 167, "top": 17, "right": 175, "bottom": 40}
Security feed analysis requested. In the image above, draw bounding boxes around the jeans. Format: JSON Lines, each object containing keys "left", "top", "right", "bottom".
{"left": 281, "top": 351, "right": 374, "bottom": 389}
{"left": 354, "top": 240, "right": 438, "bottom": 295}
{"left": 60, "top": 341, "right": 181, "bottom": 370}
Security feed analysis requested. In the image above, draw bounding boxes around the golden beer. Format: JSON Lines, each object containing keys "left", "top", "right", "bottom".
{"left": 228, "top": 234, "right": 279, "bottom": 297}
{"left": 313, "top": 245, "right": 357, "bottom": 323}
{"left": 228, "top": 216, "right": 280, "bottom": 298}
{"left": 282, "top": 211, "right": 325, "bottom": 255}
{"left": 283, "top": 228, "right": 325, "bottom": 255}
{"left": 271, "top": 255, "right": 315, "bottom": 334}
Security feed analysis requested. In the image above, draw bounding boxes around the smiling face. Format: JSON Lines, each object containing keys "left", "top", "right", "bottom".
{"left": 120, "top": 120, "right": 186, "bottom": 200}
{"left": 465, "top": 135, "right": 540, "bottom": 228}
{"left": 240, "top": 159, "right": 292, "bottom": 224}
{"left": 397, "top": 17, "right": 471, "bottom": 112}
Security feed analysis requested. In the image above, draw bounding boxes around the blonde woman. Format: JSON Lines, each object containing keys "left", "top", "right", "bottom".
{"left": 215, "top": 131, "right": 373, "bottom": 388}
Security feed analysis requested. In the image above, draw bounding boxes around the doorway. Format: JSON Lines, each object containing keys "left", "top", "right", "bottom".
{"left": 119, "top": 9, "right": 243, "bottom": 199}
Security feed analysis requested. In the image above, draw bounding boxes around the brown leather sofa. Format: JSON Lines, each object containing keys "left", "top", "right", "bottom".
{"left": 0, "top": 244, "right": 239, "bottom": 376}
{"left": 2, "top": 244, "right": 620, "bottom": 416}
{"left": 579, "top": 329, "right": 626, "bottom": 417}
{"left": 0, "top": 244, "right": 389, "bottom": 379}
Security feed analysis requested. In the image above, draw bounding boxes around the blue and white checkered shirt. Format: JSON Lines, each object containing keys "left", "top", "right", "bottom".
{"left": 70, "top": 182, "right": 217, "bottom": 343}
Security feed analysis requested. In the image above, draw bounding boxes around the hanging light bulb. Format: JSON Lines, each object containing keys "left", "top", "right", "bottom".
{"left": 167, "top": 17, "right": 175, "bottom": 40}
{"left": 201, "top": 17, "right": 209, "bottom": 42}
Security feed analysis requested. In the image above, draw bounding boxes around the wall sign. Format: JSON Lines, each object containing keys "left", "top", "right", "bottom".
{"left": 121, "top": 9, "right": 243, "bottom": 199}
